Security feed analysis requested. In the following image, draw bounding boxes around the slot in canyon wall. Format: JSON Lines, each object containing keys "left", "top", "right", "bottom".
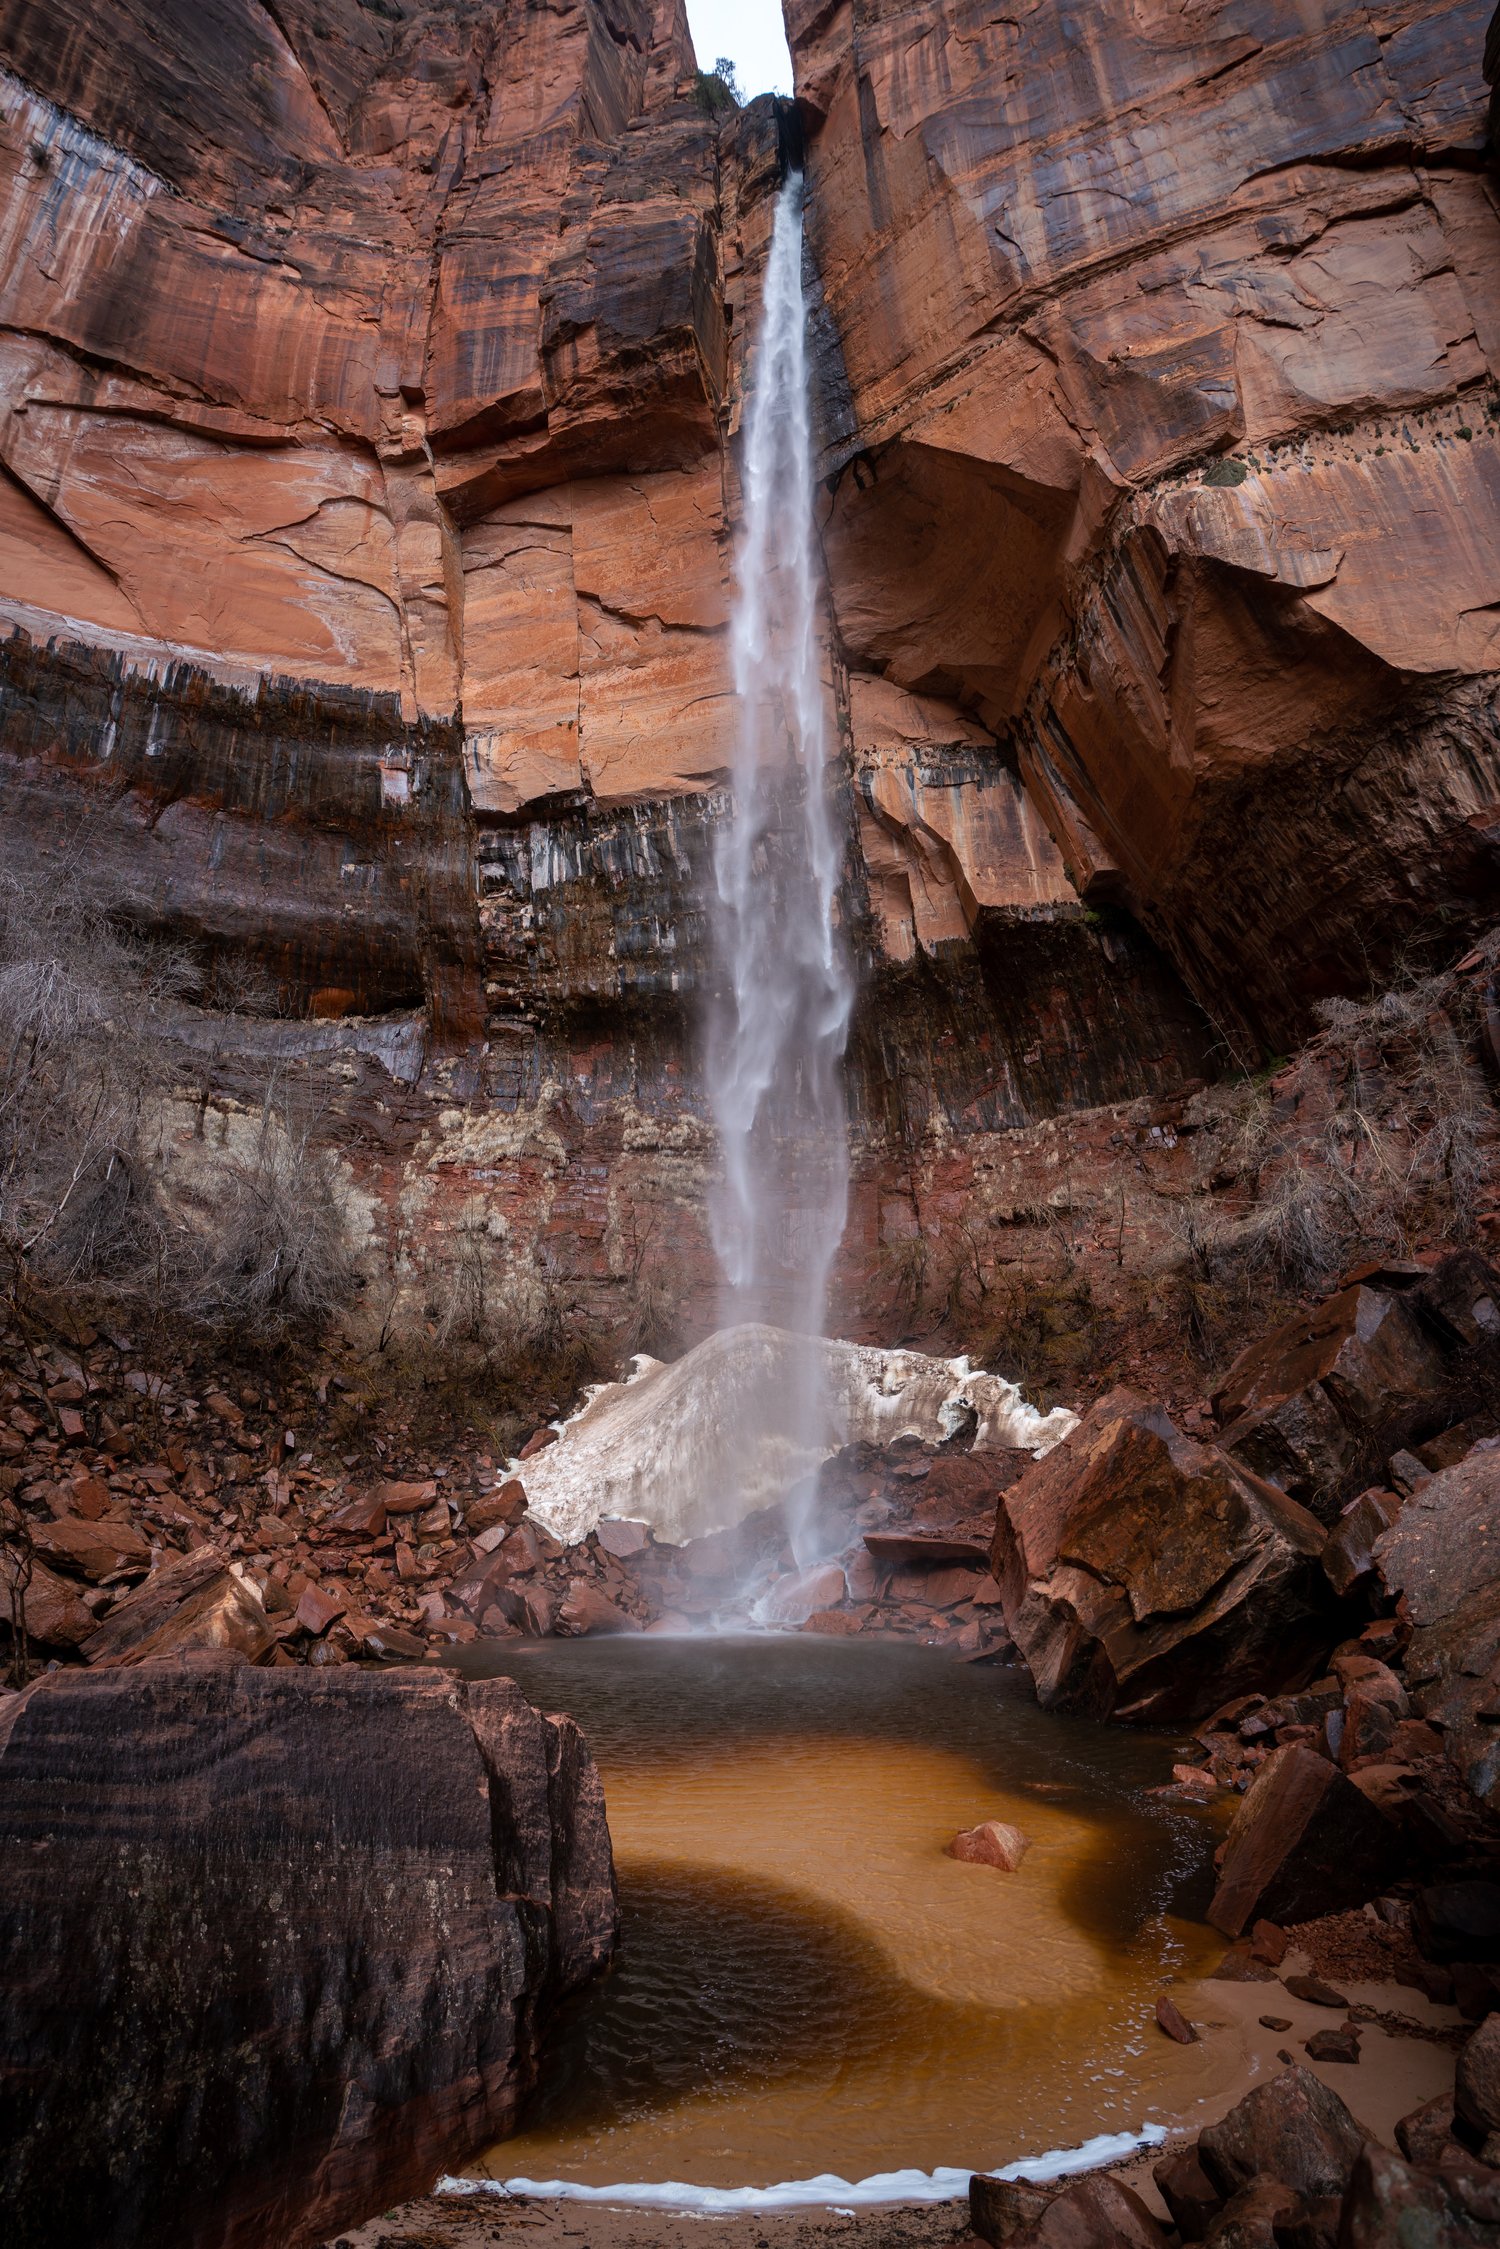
{"left": 0, "top": 0, "right": 1496, "bottom": 1342}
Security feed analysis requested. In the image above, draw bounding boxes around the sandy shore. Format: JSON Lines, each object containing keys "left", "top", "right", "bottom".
{"left": 330, "top": 1949, "right": 1464, "bottom": 2249}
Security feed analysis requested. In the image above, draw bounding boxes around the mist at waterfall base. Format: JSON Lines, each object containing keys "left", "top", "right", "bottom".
{"left": 707, "top": 173, "right": 853, "bottom": 1570}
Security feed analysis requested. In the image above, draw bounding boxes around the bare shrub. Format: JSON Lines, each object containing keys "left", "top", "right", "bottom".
{"left": 968, "top": 1270, "right": 1107, "bottom": 1406}
{"left": 1158, "top": 950, "right": 1497, "bottom": 1356}
{"left": 0, "top": 1496, "right": 34, "bottom": 1688}
{"left": 383, "top": 1202, "right": 605, "bottom": 1430}
{"left": 0, "top": 869, "right": 355, "bottom": 1347}
{"left": 178, "top": 1095, "right": 356, "bottom": 1343}
{"left": 865, "top": 1228, "right": 931, "bottom": 1331}
{"left": 0, "top": 868, "right": 190, "bottom": 1299}
{"left": 612, "top": 1207, "right": 687, "bottom": 1362}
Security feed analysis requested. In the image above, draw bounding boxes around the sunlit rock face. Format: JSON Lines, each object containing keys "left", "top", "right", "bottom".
{"left": 791, "top": 0, "right": 1500, "bottom": 1047}
{"left": 0, "top": 0, "right": 1496, "bottom": 1324}
{"left": 0, "top": 0, "right": 726, "bottom": 1037}
{"left": 0, "top": 0, "right": 1213, "bottom": 1093}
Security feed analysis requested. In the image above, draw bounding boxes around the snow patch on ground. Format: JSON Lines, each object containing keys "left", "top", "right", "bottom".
{"left": 438, "top": 2125, "right": 1166, "bottom": 2212}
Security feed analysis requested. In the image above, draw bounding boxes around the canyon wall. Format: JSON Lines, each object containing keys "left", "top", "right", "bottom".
{"left": 0, "top": 0, "right": 1495, "bottom": 1338}
{"left": 792, "top": 0, "right": 1500, "bottom": 1049}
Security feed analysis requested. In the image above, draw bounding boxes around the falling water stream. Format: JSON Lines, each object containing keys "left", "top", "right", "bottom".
{"left": 707, "top": 173, "right": 853, "bottom": 1557}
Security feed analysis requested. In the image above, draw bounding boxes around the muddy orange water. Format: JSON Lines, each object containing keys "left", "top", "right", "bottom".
{"left": 453, "top": 1636, "right": 1235, "bottom": 2193}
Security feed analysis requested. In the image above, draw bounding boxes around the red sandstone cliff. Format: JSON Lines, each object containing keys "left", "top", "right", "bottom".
{"left": 0, "top": 0, "right": 1495, "bottom": 1337}
{"left": 792, "top": 0, "right": 1500, "bottom": 1046}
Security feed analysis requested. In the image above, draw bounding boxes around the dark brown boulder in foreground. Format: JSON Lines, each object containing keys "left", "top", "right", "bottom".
{"left": 991, "top": 1390, "right": 1332, "bottom": 1724}
{"left": 1198, "top": 2065, "right": 1365, "bottom": 2207}
{"left": 1153, "top": 2148, "right": 1222, "bottom": 2243}
{"left": 1458, "top": 2018, "right": 1500, "bottom": 2141}
{"left": 0, "top": 1662, "right": 616, "bottom": 2249}
{"left": 1340, "top": 2140, "right": 1500, "bottom": 2247}
{"left": 1397, "top": 2093, "right": 1457, "bottom": 2165}
{"left": 1170, "top": 2062, "right": 1500, "bottom": 2249}
{"left": 1415, "top": 1882, "right": 1500, "bottom": 1964}
{"left": 1208, "top": 1743, "right": 1401, "bottom": 1937}
{"left": 970, "top": 2170, "right": 1165, "bottom": 2249}
{"left": 1202, "top": 2177, "right": 1301, "bottom": 2248}
{"left": 970, "top": 2175, "right": 1054, "bottom": 2244}
{"left": 1375, "top": 1448, "right": 1500, "bottom": 1813}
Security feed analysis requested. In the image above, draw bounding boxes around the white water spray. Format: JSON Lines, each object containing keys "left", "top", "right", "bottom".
{"left": 708, "top": 172, "right": 853, "bottom": 1552}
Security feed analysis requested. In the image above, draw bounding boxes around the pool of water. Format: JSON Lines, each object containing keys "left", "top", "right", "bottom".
{"left": 449, "top": 1635, "right": 1230, "bottom": 2198}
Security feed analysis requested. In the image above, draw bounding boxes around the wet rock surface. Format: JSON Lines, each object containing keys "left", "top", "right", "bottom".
{"left": 793, "top": 0, "right": 1500, "bottom": 1051}
{"left": 1130, "top": 2062, "right": 1500, "bottom": 2249}
{"left": 1374, "top": 1448, "right": 1500, "bottom": 1814}
{"left": 0, "top": 1663, "right": 616, "bottom": 2249}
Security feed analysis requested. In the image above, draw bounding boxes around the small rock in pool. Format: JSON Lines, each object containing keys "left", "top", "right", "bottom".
{"left": 949, "top": 1820, "right": 1030, "bottom": 1871}
{"left": 1260, "top": 2015, "right": 1294, "bottom": 2032}
{"left": 1156, "top": 1994, "right": 1198, "bottom": 2043}
{"left": 1305, "top": 2026, "right": 1361, "bottom": 2063}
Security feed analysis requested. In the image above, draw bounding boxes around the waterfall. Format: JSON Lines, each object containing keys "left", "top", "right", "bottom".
{"left": 707, "top": 171, "right": 853, "bottom": 1558}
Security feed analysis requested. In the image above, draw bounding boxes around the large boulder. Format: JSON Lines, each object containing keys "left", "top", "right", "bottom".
{"left": 970, "top": 2172, "right": 1166, "bottom": 2249}
{"left": 77, "top": 1546, "right": 274, "bottom": 1667}
{"left": 1213, "top": 1278, "right": 1453, "bottom": 1516}
{"left": 1414, "top": 1882, "right": 1500, "bottom": 1964}
{"left": 1457, "top": 2017, "right": 1500, "bottom": 2141}
{"left": 1374, "top": 1446, "right": 1500, "bottom": 1812}
{"left": 1197, "top": 2066, "right": 1365, "bottom": 2206}
{"left": 1213, "top": 1255, "right": 1500, "bottom": 1517}
{"left": 1208, "top": 1744, "right": 1401, "bottom": 1937}
{"left": 991, "top": 1391, "right": 1333, "bottom": 1723}
{"left": 1201, "top": 2178, "right": 1301, "bottom": 2249}
{"left": 1339, "top": 2140, "right": 1500, "bottom": 2247}
{"left": 1153, "top": 2148, "right": 1222, "bottom": 2242}
{"left": 0, "top": 1663, "right": 616, "bottom": 2249}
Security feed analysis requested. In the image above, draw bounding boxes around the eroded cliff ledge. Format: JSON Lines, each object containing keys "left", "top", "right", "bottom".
{"left": 0, "top": 0, "right": 1496, "bottom": 1329}
{"left": 794, "top": 0, "right": 1500, "bottom": 1049}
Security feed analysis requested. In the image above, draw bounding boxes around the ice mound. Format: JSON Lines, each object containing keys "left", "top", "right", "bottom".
{"left": 511, "top": 1322, "right": 1076, "bottom": 1547}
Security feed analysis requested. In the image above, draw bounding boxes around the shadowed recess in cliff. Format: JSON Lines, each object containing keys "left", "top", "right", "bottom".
{"left": 0, "top": 627, "right": 483, "bottom": 1034}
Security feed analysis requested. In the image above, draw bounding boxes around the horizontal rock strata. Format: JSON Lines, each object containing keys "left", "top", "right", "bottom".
{"left": 0, "top": 1663, "right": 616, "bottom": 2249}
{"left": 0, "top": 2, "right": 1492, "bottom": 1305}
